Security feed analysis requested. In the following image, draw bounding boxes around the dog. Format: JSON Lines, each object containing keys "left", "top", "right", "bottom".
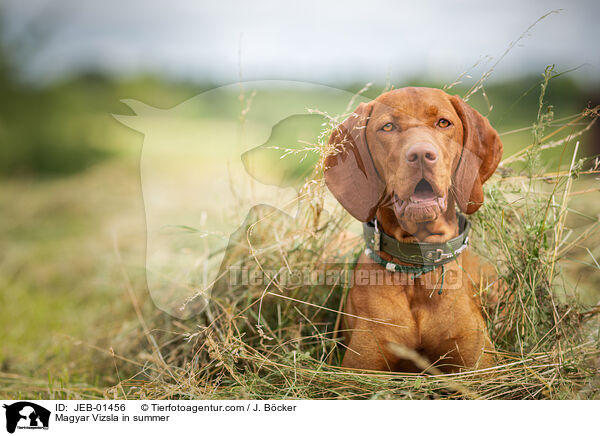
{"left": 324, "top": 87, "right": 502, "bottom": 372}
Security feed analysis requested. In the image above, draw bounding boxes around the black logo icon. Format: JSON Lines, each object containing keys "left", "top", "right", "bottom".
{"left": 2, "top": 402, "right": 50, "bottom": 433}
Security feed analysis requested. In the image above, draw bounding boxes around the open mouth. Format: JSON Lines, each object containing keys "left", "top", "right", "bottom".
{"left": 391, "top": 178, "right": 447, "bottom": 222}
{"left": 411, "top": 179, "right": 436, "bottom": 202}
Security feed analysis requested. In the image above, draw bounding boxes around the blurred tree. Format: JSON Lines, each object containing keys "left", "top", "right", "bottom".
{"left": 0, "top": 5, "right": 112, "bottom": 178}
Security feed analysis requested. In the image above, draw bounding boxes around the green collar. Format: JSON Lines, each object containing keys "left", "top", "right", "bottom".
{"left": 362, "top": 215, "right": 470, "bottom": 295}
{"left": 362, "top": 214, "right": 471, "bottom": 267}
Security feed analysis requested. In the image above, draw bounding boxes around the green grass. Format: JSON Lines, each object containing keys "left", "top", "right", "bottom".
{"left": 0, "top": 159, "right": 147, "bottom": 398}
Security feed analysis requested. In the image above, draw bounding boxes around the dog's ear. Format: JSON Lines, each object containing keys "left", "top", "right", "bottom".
{"left": 450, "top": 96, "right": 503, "bottom": 214}
{"left": 324, "top": 102, "right": 385, "bottom": 222}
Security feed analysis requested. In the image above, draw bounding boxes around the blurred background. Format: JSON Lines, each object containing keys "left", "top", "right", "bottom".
{"left": 0, "top": 0, "right": 598, "bottom": 390}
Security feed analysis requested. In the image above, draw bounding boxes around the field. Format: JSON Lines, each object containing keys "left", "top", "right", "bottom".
{"left": 1, "top": 71, "right": 599, "bottom": 399}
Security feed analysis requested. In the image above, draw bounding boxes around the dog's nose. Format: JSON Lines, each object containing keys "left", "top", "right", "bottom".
{"left": 405, "top": 142, "right": 438, "bottom": 166}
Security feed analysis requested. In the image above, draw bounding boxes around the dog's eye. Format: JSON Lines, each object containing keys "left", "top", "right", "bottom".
{"left": 381, "top": 123, "right": 394, "bottom": 132}
{"left": 437, "top": 118, "right": 451, "bottom": 128}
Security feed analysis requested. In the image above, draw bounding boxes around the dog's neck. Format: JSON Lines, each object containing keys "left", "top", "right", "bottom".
{"left": 376, "top": 200, "right": 458, "bottom": 244}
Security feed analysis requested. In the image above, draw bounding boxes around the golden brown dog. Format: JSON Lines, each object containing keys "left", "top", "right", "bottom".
{"left": 324, "top": 87, "right": 502, "bottom": 372}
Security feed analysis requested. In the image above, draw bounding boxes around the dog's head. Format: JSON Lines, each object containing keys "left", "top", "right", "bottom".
{"left": 324, "top": 87, "right": 503, "bottom": 225}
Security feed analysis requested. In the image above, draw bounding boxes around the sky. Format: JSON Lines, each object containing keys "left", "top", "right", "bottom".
{"left": 2, "top": 0, "right": 599, "bottom": 85}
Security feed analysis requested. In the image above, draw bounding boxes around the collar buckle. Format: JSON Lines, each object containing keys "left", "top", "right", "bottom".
{"left": 425, "top": 236, "right": 469, "bottom": 263}
{"left": 425, "top": 248, "right": 451, "bottom": 263}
